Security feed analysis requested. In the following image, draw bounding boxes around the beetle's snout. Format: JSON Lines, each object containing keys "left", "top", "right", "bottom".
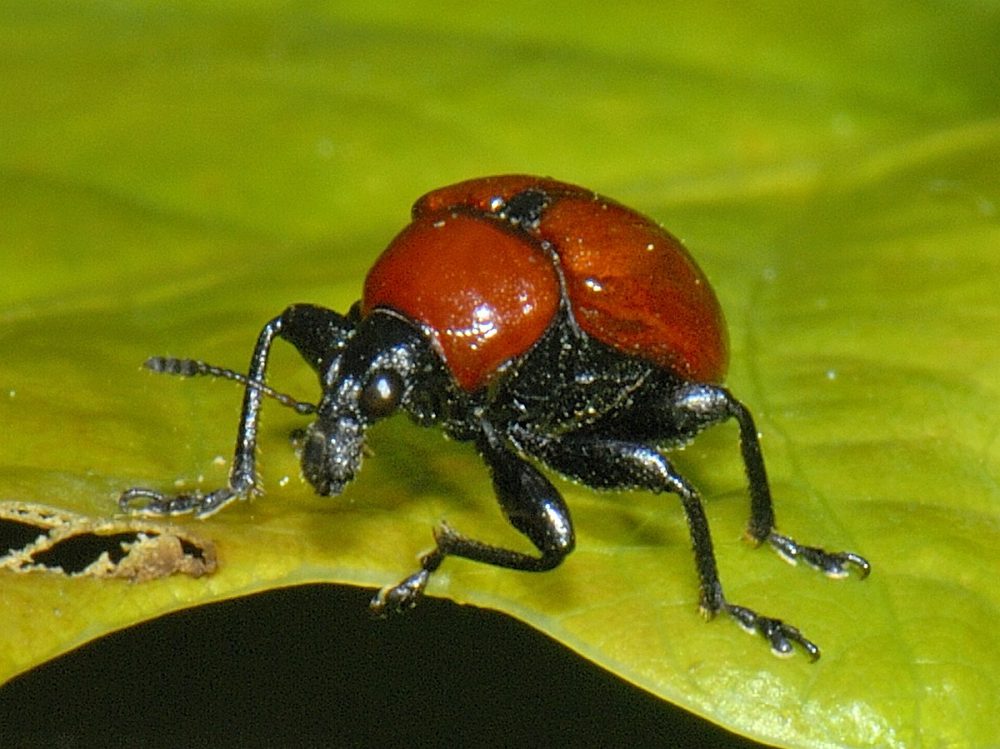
{"left": 300, "top": 417, "right": 364, "bottom": 496}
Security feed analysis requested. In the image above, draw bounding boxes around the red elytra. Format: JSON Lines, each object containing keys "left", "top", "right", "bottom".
{"left": 362, "top": 212, "right": 560, "bottom": 392}
{"left": 362, "top": 175, "right": 728, "bottom": 392}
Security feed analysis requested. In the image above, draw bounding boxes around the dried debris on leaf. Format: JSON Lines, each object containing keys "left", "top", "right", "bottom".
{"left": 0, "top": 501, "right": 216, "bottom": 582}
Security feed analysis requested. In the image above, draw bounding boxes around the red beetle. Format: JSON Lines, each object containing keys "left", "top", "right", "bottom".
{"left": 122, "top": 175, "right": 869, "bottom": 659}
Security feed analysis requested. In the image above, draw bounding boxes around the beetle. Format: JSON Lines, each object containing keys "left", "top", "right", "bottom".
{"left": 121, "top": 174, "right": 869, "bottom": 660}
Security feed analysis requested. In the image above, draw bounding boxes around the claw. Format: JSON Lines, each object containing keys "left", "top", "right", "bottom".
{"left": 727, "top": 604, "right": 820, "bottom": 661}
{"left": 119, "top": 486, "right": 241, "bottom": 518}
{"left": 767, "top": 532, "right": 871, "bottom": 579}
{"left": 369, "top": 570, "right": 430, "bottom": 618}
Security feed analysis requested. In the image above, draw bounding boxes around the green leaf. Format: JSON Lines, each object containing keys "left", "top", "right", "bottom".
{"left": 2, "top": 1, "right": 999, "bottom": 746}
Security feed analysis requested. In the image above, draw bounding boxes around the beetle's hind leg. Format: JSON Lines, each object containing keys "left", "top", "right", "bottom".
{"left": 706, "top": 388, "right": 871, "bottom": 580}
{"left": 521, "top": 430, "right": 823, "bottom": 660}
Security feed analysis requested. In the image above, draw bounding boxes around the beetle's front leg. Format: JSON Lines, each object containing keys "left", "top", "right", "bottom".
{"left": 120, "top": 304, "right": 355, "bottom": 518}
{"left": 119, "top": 313, "right": 287, "bottom": 517}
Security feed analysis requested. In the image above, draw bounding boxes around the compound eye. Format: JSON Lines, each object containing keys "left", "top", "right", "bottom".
{"left": 359, "top": 371, "right": 403, "bottom": 419}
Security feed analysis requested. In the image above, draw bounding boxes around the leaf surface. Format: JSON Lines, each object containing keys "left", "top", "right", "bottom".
{"left": 2, "top": 2, "right": 999, "bottom": 746}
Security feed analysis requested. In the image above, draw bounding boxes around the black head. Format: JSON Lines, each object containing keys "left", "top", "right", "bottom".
{"left": 299, "top": 309, "right": 434, "bottom": 495}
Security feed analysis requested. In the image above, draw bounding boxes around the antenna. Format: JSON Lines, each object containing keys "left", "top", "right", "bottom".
{"left": 144, "top": 356, "right": 317, "bottom": 415}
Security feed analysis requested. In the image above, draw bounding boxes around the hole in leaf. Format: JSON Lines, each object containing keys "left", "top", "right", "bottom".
{"left": 28, "top": 532, "right": 143, "bottom": 574}
{"left": 1, "top": 518, "right": 44, "bottom": 556}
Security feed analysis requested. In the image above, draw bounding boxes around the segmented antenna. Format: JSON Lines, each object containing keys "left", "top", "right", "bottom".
{"left": 144, "top": 356, "right": 317, "bottom": 415}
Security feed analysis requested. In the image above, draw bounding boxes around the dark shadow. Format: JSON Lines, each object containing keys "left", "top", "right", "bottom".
{"left": 0, "top": 585, "right": 770, "bottom": 748}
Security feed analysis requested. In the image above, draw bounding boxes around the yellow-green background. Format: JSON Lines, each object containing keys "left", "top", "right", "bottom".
{"left": 2, "top": 2, "right": 999, "bottom": 747}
